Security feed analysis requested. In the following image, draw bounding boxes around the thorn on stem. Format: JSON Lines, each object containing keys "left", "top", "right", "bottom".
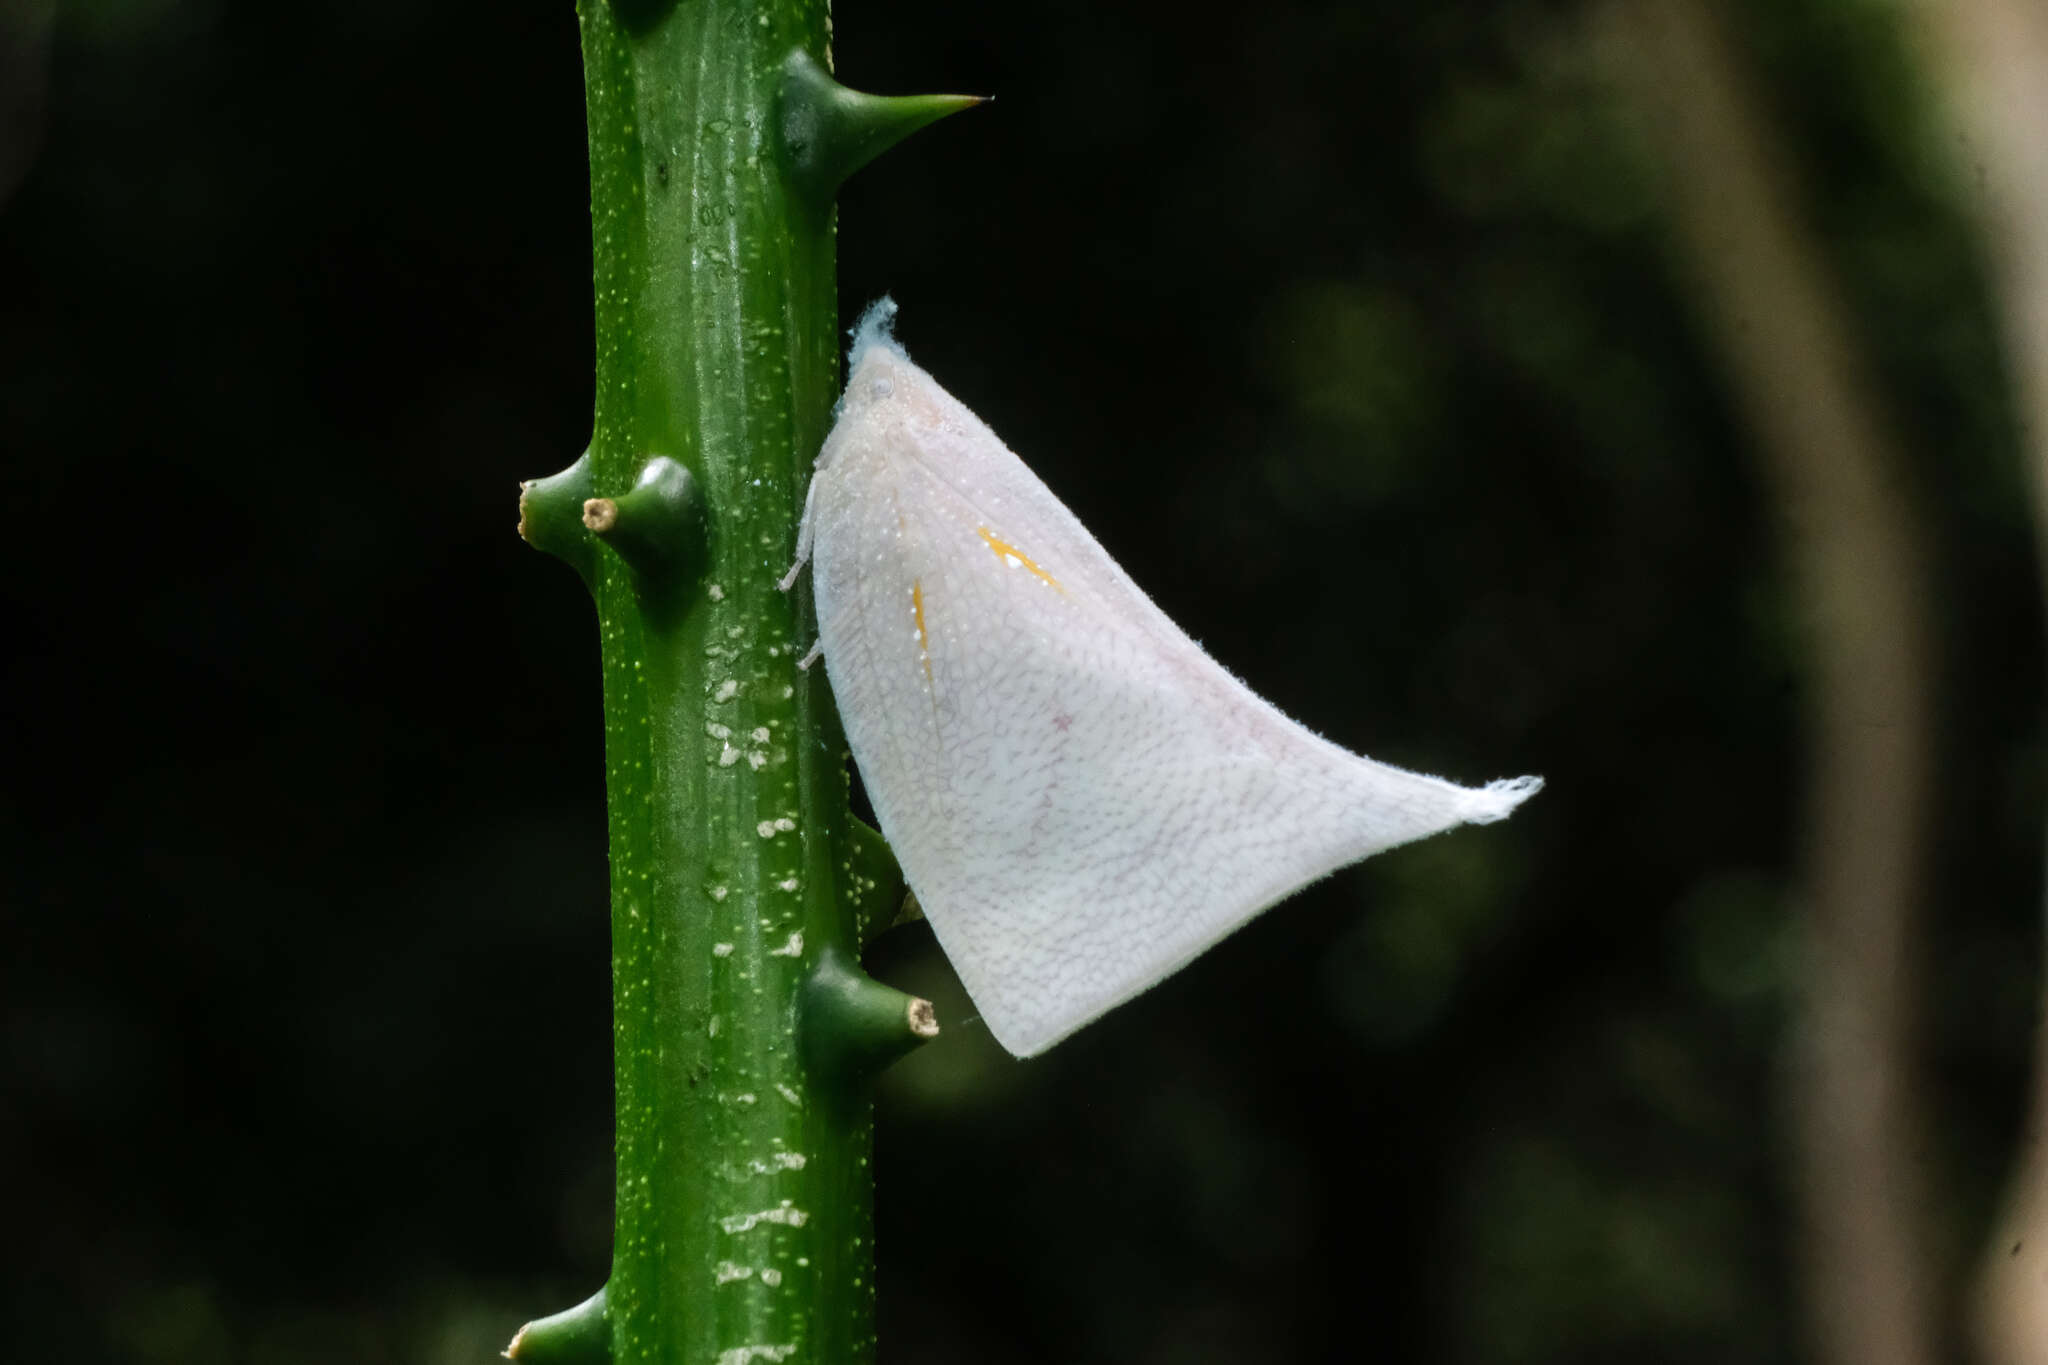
{"left": 517, "top": 451, "right": 600, "bottom": 587}
{"left": 802, "top": 948, "right": 939, "bottom": 1083}
{"left": 778, "top": 49, "right": 988, "bottom": 199}
{"left": 505, "top": 1285, "right": 608, "bottom": 1365}
{"left": 582, "top": 457, "right": 707, "bottom": 599}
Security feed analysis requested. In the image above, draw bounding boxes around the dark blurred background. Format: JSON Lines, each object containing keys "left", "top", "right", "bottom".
{"left": 5, "top": 0, "right": 2044, "bottom": 1361}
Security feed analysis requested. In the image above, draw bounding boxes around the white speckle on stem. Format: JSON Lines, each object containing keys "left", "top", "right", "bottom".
{"left": 768, "top": 932, "right": 804, "bottom": 957}
{"left": 708, "top": 583, "right": 725, "bottom": 601}
{"left": 759, "top": 1268, "right": 784, "bottom": 1288}
{"left": 751, "top": 727, "right": 772, "bottom": 744}
{"left": 714, "top": 1261, "right": 753, "bottom": 1285}
{"left": 713, "top": 942, "right": 735, "bottom": 957}
{"left": 716, "top": 1348, "right": 795, "bottom": 1365}
{"left": 776, "top": 878, "right": 800, "bottom": 893}
{"left": 719, "top": 1201, "right": 809, "bottom": 1233}
{"left": 746, "top": 1151, "right": 807, "bottom": 1173}
{"left": 715, "top": 679, "right": 740, "bottom": 702}
{"left": 774, "top": 1083, "right": 803, "bottom": 1108}
{"left": 718, "top": 743, "right": 741, "bottom": 767}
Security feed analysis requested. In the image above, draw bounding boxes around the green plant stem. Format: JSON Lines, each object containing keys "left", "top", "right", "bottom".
{"left": 509, "top": 2, "right": 972, "bottom": 1361}
{"left": 579, "top": 2, "right": 852, "bottom": 1360}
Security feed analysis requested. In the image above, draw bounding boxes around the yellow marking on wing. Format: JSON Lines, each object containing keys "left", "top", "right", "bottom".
{"left": 977, "top": 526, "right": 1065, "bottom": 593}
{"left": 911, "top": 580, "right": 934, "bottom": 686}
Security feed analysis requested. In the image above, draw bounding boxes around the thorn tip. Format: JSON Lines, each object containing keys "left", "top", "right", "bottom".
{"left": 779, "top": 49, "right": 988, "bottom": 196}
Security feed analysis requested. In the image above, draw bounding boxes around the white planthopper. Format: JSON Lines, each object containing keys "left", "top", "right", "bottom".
{"left": 780, "top": 300, "right": 1541, "bottom": 1057}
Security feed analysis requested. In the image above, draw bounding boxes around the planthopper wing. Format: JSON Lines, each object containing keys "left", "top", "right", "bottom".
{"left": 795, "top": 302, "right": 1540, "bottom": 1057}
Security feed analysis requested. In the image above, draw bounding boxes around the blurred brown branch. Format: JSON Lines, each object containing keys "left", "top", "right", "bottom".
{"left": 1600, "top": 3, "right": 1940, "bottom": 1364}
{"left": 1911, "top": 1, "right": 2048, "bottom": 1359}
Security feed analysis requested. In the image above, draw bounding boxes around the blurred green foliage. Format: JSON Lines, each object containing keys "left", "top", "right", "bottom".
{"left": 1, "top": 0, "right": 2039, "bottom": 1361}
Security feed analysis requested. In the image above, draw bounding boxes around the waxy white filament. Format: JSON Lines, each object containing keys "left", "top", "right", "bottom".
{"left": 783, "top": 301, "right": 1541, "bottom": 1057}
